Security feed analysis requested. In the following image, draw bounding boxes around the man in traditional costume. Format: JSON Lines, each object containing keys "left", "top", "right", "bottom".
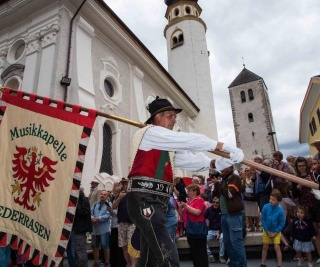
{"left": 126, "top": 97, "right": 244, "bottom": 267}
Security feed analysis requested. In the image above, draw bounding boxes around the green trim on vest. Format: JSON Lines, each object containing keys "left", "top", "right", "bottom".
{"left": 155, "top": 151, "right": 170, "bottom": 180}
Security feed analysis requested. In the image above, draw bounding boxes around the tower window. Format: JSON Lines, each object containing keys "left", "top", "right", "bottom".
{"left": 317, "top": 108, "right": 320, "bottom": 124}
{"left": 248, "top": 113, "right": 254, "bottom": 123}
{"left": 178, "top": 34, "right": 184, "bottom": 43}
{"left": 172, "top": 36, "right": 178, "bottom": 47}
{"left": 171, "top": 31, "right": 184, "bottom": 49}
{"left": 99, "top": 123, "right": 113, "bottom": 175}
{"left": 240, "top": 91, "right": 246, "bottom": 103}
{"left": 248, "top": 89, "right": 254, "bottom": 100}
{"left": 174, "top": 8, "right": 179, "bottom": 17}
{"left": 185, "top": 6, "right": 191, "bottom": 14}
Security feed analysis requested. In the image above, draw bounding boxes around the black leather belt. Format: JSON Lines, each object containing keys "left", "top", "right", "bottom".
{"left": 127, "top": 176, "right": 172, "bottom": 197}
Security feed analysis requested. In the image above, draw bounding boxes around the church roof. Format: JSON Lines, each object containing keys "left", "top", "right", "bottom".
{"left": 165, "top": 0, "right": 198, "bottom": 6}
{"left": 228, "top": 67, "right": 262, "bottom": 88}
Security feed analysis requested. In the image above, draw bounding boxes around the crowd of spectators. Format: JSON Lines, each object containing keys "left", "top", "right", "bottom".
{"left": 3, "top": 140, "right": 320, "bottom": 267}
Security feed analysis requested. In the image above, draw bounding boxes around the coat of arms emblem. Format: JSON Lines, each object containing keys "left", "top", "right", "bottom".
{"left": 11, "top": 146, "right": 57, "bottom": 211}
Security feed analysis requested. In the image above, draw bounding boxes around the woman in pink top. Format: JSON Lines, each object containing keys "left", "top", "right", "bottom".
{"left": 179, "top": 184, "right": 208, "bottom": 267}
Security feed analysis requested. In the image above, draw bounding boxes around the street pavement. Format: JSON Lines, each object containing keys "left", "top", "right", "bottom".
{"left": 81, "top": 258, "right": 320, "bottom": 267}
{"left": 75, "top": 252, "right": 320, "bottom": 267}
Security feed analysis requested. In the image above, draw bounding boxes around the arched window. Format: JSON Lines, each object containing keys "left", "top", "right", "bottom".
{"left": 248, "top": 89, "right": 254, "bottom": 100}
{"left": 172, "top": 36, "right": 178, "bottom": 47}
{"left": 171, "top": 30, "right": 184, "bottom": 49}
{"left": 248, "top": 113, "right": 254, "bottom": 123}
{"left": 4, "top": 76, "right": 21, "bottom": 90}
{"left": 178, "top": 34, "right": 184, "bottom": 43}
{"left": 1, "top": 64, "right": 24, "bottom": 89}
{"left": 99, "top": 123, "right": 113, "bottom": 174}
{"left": 185, "top": 6, "right": 191, "bottom": 14}
{"left": 174, "top": 8, "right": 179, "bottom": 17}
{"left": 240, "top": 91, "right": 246, "bottom": 103}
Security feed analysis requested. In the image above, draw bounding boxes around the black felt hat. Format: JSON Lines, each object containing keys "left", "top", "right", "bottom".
{"left": 145, "top": 96, "right": 182, "bottom": 124}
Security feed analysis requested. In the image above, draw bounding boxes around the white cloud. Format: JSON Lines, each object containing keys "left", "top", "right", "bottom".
{"left": 106, "top": 0, "right": 320, "bottom": 159}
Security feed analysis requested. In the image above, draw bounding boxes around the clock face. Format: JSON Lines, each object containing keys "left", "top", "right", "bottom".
{"left": 14, "top": 43, "right": 25, "bottom": 60}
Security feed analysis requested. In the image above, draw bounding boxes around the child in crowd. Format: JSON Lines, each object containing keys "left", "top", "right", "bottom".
{"left": 260, "top": 189, "right": 286, "bottom": 267}
{"left": 204, "top": 197, "right": 225, "bottom": 263}
{"left": 290, "top": 206, "right": 316, "bottom": 267}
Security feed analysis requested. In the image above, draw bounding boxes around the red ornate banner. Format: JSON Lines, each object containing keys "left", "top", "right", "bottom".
{"left": 0, "top": 88, "right": 97, "bottom": 266}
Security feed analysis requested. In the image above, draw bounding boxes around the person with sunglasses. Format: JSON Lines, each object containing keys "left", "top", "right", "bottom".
{"left": 205, "top": 197, "right": 225, "bottom": 263}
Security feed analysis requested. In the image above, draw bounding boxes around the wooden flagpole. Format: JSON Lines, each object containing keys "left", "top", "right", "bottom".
{"left": 1, "top": 86, "right": 318, "bottom": 190}
{"left": 213, "top": 150, "right": 318, "bottom": 190}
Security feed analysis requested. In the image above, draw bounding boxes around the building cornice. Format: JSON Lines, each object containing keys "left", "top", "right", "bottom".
{"left": 164, "top": 16, "right": 206, "bottom": 36}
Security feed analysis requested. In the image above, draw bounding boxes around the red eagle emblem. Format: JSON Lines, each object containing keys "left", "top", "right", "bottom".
{"left": 11, "top": 146, "right": 57, "bottom": 211}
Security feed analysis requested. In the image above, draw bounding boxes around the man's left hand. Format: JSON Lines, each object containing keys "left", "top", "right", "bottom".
{"left": 222, "top": 144, "right": 244, "bottom": 163}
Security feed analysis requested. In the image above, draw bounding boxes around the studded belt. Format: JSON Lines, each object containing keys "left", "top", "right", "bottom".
{"left": 127, "top": 176, "right": 172, "bottom": 197}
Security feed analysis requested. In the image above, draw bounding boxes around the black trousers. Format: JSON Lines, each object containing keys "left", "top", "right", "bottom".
{"left": 187, "top": 237, "right": 209, "bottom": 267}
{"left": 127, "top": 192, "right": 180, "bottom": 267}
{"left": 110, "top": 228, "right": 126, "bottom": 267}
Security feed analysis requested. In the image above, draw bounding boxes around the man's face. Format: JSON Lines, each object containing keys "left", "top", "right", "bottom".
{"left": 273, "top": 155, "right": 281, "bottom": 162}
{"left": 100, "top": 190, "right": 107, "bottom": 202}
{"left": 91, "top": 182, "right": 98, "bottom": 189}
{"left": 155, "top": 111, "right": 178, "bottom": 130}
{"left": 220, "top": 166, "right": 233, "bottom": 177}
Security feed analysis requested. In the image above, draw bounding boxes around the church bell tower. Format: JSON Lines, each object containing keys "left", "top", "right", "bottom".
{"left": 228, "top": 67, "right": 279, "bottom": 158}
{"left": 164, "top": 0, "right": 218, "bottom": 139}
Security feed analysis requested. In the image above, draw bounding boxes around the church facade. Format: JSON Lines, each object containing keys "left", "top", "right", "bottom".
{"left": 0, "top": 0, "right": 218, "bottom": 193}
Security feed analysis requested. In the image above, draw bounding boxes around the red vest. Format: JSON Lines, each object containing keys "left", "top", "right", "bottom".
{"left": 128, "top": 149, "right": 173, "bottom": 182}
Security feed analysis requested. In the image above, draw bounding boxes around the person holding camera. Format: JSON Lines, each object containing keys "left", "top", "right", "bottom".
{"left": 210, "top": 171, "right": 222, "bottom": 200}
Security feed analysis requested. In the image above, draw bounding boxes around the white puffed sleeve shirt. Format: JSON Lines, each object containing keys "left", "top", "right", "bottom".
{"left": 139, "top": 126, "right": 217, "bottom": 172}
